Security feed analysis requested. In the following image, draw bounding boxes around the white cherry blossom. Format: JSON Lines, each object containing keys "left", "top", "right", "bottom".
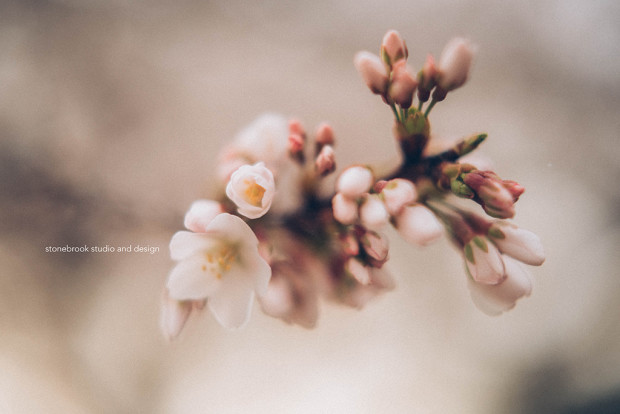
{"left": 167, "top": 213, "right": 271, "bottom": 329}
{"left": 226, "top": 162, "right": 275, "bottom": 219}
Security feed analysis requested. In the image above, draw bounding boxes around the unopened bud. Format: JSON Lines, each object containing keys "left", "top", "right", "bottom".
{"left": 437, "top": 37, "right": 474, "bottom": 91}
{"left": 315, "top": 122, "right": 335, "bottom": 147}
{"left": 417, "top": 54, "right": 437, "bottom": 103}
{"left": 395, "top": 204, "right": 443, "bottom": 246}
{"left": 389, "top": 60, "right": 418, "bottom": 109}
{"left": 336, "top": 166, "right": 374, "bottom": 199}
{"left": 463, "top": 171, "right": 522, "bottom": 219}
{"left": 332, "top": 192, "right": 358, "bottom": 225}
{"left": 488, "top": 222, "right": 545, "bottom": 266}
{"left": 464, "top": 236, "right": 506, "bottom": 285}
{"left": 360, "top": 194, "right": 389, "bottom": 230}
{"left": 354, "top": 51, "right": 389, "bottom": 95}
{"left": 381, "top": 30, "right": 407, "bottom": 66}
{"left": 288, "top": 133, "right": 305, "bottom": 155}
{"left": 288, "top": 119, "right": 306, "bottom": 137}
{"left": 315, "top": 145, "right": 336, "bottom": 176}
{"left": 345, "top": 257, "right": 371, "bottom": 285}
{"left": 381, "top": 178, "right": 417, "bottom": 215}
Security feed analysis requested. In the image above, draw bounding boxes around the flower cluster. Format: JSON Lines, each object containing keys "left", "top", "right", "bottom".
{"left": 161, "top": 30, "right": 545, "bottom": 339}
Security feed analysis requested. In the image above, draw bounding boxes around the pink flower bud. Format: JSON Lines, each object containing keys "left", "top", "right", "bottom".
{"left": 184, "top": 199, "right": 224, "bottom": 233}
{"left": 389, "top": 60, "right": 418, "bottom": 108}
{"left": 463, "top": 171, "right": 521, "bottom": 219}
{"left": 315, "top": 122, "right": 335, "bottom": 146}
{"left": 345, "top": 257, "right": 371, "bottom": 285}
{"left": 468, "top": 256, "right": 532, "bottom": 315}
{"left": 332, "top": 192, "right": 358, "bottom": 225}
{"left": 360, "top": 194, "right": 389, "bottom": 230}
{"left": 288, "top": 133, "right": 305, "bottom": 155}
{"left": 417, "top": 54, "right": 437, "bottom": 102}
{"left": 488, "top": 222, "right": 545, "bottom": 266}
{"left": 437, "top": 37, "right": 474, "bottom": 91}
{"left": 381, "top": 178, "right": 417, "bottom": 216}
{"left": 315, "top": 145, "right": 336, "bottom": 176}
{"left": 464, "top": 236, "right": 506, "bottom": 285}
{"left": 336, "top": 166, "right": 374, "bottom": 199}
{"left": 354, "top": 51, "right": 389, "bottom": 95}
{"left": 395, "top": 204, "right": 443, "bottom": 246}
{"left": 342, "top": 232, "right": 360, "bottom": 256}
{"left": 288, "top": 119, "right": 306, "bottom": 137}
{"left": 361, "top": 231, "right": 389, "bottom": 263}
{"left": 381, "top": 30, "right": 407, "bottom": 65}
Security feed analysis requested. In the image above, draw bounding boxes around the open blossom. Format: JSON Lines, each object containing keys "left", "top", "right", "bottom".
{"left": 167, "top": 213, "right": 271, "bottom": 329}
{"left": 464, "top": 236, "right": 505, "bottom": 285}
{"left": 468, "top": 256, "right": 533, "bottom": 316}
{"left": 395, "top": 204, "right": 443, "bottom": 246}
{"left": 226, "top": 162, "right": 275, "bottom": 219}
{"left": 437, "top": 37, "right": 474, "bottom": 91}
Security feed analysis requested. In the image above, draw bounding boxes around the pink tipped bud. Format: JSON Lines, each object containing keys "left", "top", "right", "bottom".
{"left": 360, "top": 194, "right": 390, "bottom": 230}
{"left": 362, "top": 231, "right": 389, "bottom": 263}
{"left": 345, "top": 257, "right": 371, "bottom": 285}
{"left": 437, "top": 37, "right": 474, "bottom": 91}
{"left": 354, "top": 51, "right": 389, "bottom": 95}
{"left": 332, "top": 192, "right": 358, "bottom": 225}
{"left": 488, "top": 222, "right": 545, "bottom": 266}
{"left": 381, "top": 178, "right": 417, "bottom": 216}
{"left": 336, "top": 166, "right": 374, "bottom": 199}
{"left": 395, "top": 204, "right": 443, "bottom": 246}
{"left": 381, "top": 30, "right": 407, "bottom": 66}
{"left": 389, "top": 60, "right": 418, "bottom": 108}
{"left": 464, "top": 236, "right": 506, "bottom": 285}
{"left": 315, "top": 145, "right": 336, "bottom": 176}
{"left": 417, "top": 54, "right": 437, "bottom": 102}
{"left": 315, "top": 122, "right": 335, "bottom": 147}
{"left": 288, "top": 133, "right": 305, "bottom": 155}
{"left": 288, "top": 119, "right": 306, "bottom": 137}
{"left": 463, "top": 171, "right": 522, "bottom": 219}
{"left": 342, "top": 232, "right": 360, "bottom": 256}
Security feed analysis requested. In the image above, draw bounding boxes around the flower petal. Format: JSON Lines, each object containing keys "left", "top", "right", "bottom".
{"left": 167, "top": 256, "right": 221, "bottom": 300}
{"left": 160, "top": 290, "right": 192, "bottom": 341}
{"left": 207, "top": 266, "right": 255, "bottom": 329}
{"left": 169, "top": 231, "right": 218, "bottom": 261}
{"left": 465, "top": 237, "right": 506, "bottom": 285}
{"left": 395, "top": 205, "right": 443, "bottom": 246}
{"left": 184, "top": 199, "right": 223, "bottom": 233}
{"left": 492, "top": 223, "right": 545, "bottom": 266}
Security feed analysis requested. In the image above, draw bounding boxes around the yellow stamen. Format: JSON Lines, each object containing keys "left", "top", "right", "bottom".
{"left": 243, "top": 179, "right": 266, "bottom": 207}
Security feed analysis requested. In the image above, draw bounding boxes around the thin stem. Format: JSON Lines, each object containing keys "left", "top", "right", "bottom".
{"left": 423, "top": 98, "right": 437, "bottom": 118}
{"left": 417, "top": 100, "right": 424, "bottom": 112}
{"left": 400, "top": 106, "right": 406, "bottom": 121}
{"left": 390, "top": 102, "right": 401, "bottom": 123}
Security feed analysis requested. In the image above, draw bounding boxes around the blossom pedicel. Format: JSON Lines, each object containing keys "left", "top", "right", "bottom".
{"left": 162, "top": 30, "right": 544, "bottom": 339}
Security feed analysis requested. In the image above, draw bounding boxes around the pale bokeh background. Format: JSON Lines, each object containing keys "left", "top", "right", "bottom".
{"left": 1, "top": 0, "right": 619, "bottom": 413}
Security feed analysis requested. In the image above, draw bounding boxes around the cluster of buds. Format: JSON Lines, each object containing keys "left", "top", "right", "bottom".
{"left": 160, "top": 31, "right": 544, "bottom": 340}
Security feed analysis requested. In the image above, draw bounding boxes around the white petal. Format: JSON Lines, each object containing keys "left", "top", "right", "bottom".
{"left": 226, "top": 162, "right": 275, "bottom": 219}
{"left": 465, "top": 238, "right": 506, "bottom": 285}
{"left": 493, "top": 224, "right": 545, "bottom": 266}
{"left": 167, "top": 256, "right": 222, "bottom": 300}
{"left": 206, "top": 213, "right": 259, "bottom": 246}
{"left": 184, "top": 199, "right": 223, "bottom": 233}
{"left": 395, "top": 205, "right": 443, "bottom": 246}
{"left": 169, "top": 231, "right": 218, "bottom": 261}
{"left": 208, "top": 267, "right": 255, "bottom": 329}
{"left": 160, "top": 291, "right": 192, "bottom": 341}
{"left": 468, "top": 256, "right": 532, "bottom": 316}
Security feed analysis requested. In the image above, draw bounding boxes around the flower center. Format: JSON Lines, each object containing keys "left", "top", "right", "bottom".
{"left": 203, "top": 244, "right": 240, "bottom": 279}
{"left": 243, "top": 179, "right": 266, "bottom": 207}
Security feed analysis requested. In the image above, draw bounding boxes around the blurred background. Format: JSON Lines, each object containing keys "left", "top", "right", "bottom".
{"left": 1, "top": 0, "right": 619, "bottom": 412}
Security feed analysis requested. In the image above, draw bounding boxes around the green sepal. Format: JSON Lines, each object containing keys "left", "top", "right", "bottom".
{"left": 488, "top": 226, "right": 506, "bottom": 239}
{"left": 464, "top": 243, "right": 475, "bottom": 264}
{"left": 472, "top": 236, "right": 488, "bottom": 252}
